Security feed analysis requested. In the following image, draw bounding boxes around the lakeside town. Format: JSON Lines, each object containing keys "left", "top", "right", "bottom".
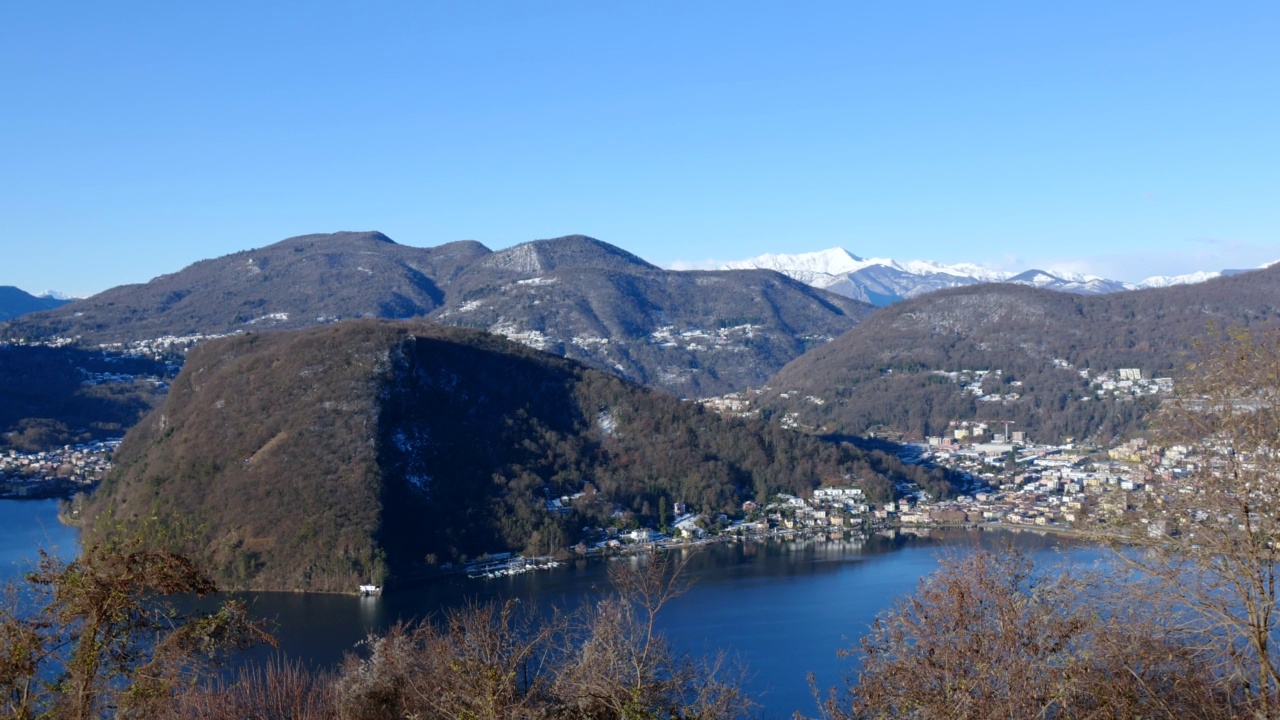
{"left": 470, "top": 375, "right": 1193, "bottom": 582}
{"left": 2, "top": 414, "right": 1174, "bottom": 582}
{"left": 1, "top": 359, "right": 1191, "bottom": 583}
{"left": 0, "top": 440, "right": 118, "bottom": 499}
{"left": 686, "top": 366, "right": 1182, "bottom": 536}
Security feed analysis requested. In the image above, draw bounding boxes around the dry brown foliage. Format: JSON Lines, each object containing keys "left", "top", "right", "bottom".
{"left": 159, "top": 657, "right": 336, "bottom": 720}
{"left": 1093, "top": 328, "right": 1280, "bottom": 716}
{"left": 0, "top": 537, "right": 273, "bottom": 720}
{"left": 805, "top": 549, "right": 1228, "bottom": 720}
{"left": 327, "top": 552, "right": 756, "bottom": 720}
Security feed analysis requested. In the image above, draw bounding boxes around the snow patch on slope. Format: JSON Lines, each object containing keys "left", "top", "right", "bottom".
{"left": 597, "top": 409, "right": 618, "bottom": 437}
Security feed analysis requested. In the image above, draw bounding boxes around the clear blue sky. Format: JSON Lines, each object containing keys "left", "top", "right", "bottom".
{"left": 3, "top": 1, "right": 1277, "bottom": 296}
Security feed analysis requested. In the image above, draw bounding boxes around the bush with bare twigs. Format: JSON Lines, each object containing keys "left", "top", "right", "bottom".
{"left": 806, "top": 548, "right": 1229, "bottom": 720}
{"left": 329, "top": 552, "right": 756, "bottom": 720}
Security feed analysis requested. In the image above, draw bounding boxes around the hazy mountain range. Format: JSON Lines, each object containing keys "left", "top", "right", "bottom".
{"left": 721, "top": 247, "right": 1271, "bottom": 306}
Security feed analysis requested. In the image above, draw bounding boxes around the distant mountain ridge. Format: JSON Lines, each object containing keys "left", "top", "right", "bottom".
{"left": 0, "top": 286, "right": 71, "bottom": 322}
{"left": 2, "top": 232, "right": 872, "bottom": 398}
{"left": 721, "top": 247, "right": 1272, "bottom": 306}
{"left": 759, "top": 262, "right": 1280, "bottom": 443}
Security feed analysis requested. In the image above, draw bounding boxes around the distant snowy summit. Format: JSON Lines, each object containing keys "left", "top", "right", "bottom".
{"left": 0, "top": 286, "right": 74, "bottom": 322}
{"left": 720, "top": 248, "right": 1116, "bottom": 305}
{"left": 720, "top": 248, "right": 1270, "bottom": 306}
{"left": 1133, "top": 270, "right": 1224, "bottom": 289}
{"left": 37, "top": 290, "right": 78, "bottom": 300}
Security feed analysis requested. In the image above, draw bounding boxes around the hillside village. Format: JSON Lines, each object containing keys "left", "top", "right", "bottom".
{"left": 7, "top": 331, "right": 226, "bottom": 362}
{"left": 625, "top": 368, "right": 1189, "bottom": 551}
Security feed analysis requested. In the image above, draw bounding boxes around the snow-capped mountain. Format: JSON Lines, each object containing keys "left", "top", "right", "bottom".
{"left": 1135, "top": 270, "right": 1222, "bottom": 289}
{"left": 720, "top": 248, "right": 1271, "bottom": 306}
{"left": 720, "top": 248, "right": 1017, "bottom": 305}
{"left": 37, "top": 290, "right": 78, "bottom": 300}
{"left": 1132, "top": 259, "right": 1277, "bottom": 290}
{"left": 0, "top": 286, "right": 73, "bottom": 322}
{"left": 1005, "top": 269, "right": 1132, "bottom": 295}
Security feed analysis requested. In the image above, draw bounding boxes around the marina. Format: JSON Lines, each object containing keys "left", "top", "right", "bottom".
{"left": 465, "top": 554, "right": 563, "bottom": 579}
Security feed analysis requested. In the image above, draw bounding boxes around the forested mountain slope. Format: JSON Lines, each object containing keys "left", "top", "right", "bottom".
{"left": 763, "top": 265, "right": 1280, "bottom": 442}
{"left": 86, "top": 320, "right": 945, "bottom": 592}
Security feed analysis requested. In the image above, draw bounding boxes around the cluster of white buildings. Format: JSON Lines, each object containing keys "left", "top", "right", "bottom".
{"left": 1087, "top": 368, "right": 1174, "bottom": 398}
{"left": 755, "top": 488, "right": 871, "bottom": 531}
{"left": 94, "top": 332, "right": 227, "bottom": 360}
{"left": 648, "top": 323, "right": 759, "bottom": 353}
{"left": 925, "top": 368, "right": 1024, "bottom": 404}
{"left": 897, "top": 435, "right": 1188, "bottom": 530}
{"left": 0, "top": 439, "right": 119, "bottom": 494}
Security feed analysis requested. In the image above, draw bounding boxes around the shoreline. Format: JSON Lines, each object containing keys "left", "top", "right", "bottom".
{"left": 1, "top": 495, "right": 1101, "bottom": 596}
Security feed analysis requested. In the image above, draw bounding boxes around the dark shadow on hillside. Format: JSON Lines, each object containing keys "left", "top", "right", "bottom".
{"left": 376, "top": 332, "right": 590, "bottom": 586}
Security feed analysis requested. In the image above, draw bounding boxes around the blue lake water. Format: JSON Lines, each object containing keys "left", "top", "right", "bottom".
{"left": 0, "top": 499, "right": 79, "bottom": 580}
{"left": 0, "top": 500, "right": 1092, "bottom": 717}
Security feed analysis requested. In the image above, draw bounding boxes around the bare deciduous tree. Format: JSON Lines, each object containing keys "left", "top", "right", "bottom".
{"left": 1095, "top": 328, "right": 1280, "bottom": 716}
{"left": 554, "top": 552, "right": 755, "bottom": 719}
{"left": 331, "top": 551, "right": 756, "bottom": 720}
{"left": 333, "top": 599, "right": 560, "bottom": 720}
{"left": 159, "top": 657, "right": 336, "bottom": 720}
{"left": 806, "top": 548, "right": 1226, "bottom": 720}
{"left": 0, "top": 538, "right": 273, "bottom": 720}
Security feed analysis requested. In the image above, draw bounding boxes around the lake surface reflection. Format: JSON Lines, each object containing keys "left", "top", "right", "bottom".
{"left": 0, "top": 502, "right": 1094, "bottom": 717}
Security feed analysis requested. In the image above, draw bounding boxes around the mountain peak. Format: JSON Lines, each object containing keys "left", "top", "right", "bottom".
{"left": 714, "top": 246, "right": 1245, "bottom": 304}
{"left": 333, "top": 230, "right": 396, "bottom": 245}
{"left": 1136, "top": 270, "right": 1222, "bottom": 289}
{"left": 1009, "top": 269, "right": 1065, "bottom": 284}
{"left": 723, "top": 247, "right": 866, "bottom": 277}
{"left": 0, "top": 286, "right": 73, "bottom": 322}
{"left": 277, "top": 231, "right": 398, "bottom": 248}
{"left": 483, "top": 235, "right": 658, "bottom": 274}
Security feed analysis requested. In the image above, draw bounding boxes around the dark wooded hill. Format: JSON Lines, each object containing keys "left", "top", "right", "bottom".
{"left": 0, "top": 287, "right": 69, "bottom": 322}
{"left": 0, "top": 345, "right": 172, "bottom": 451}
{"left": 85, "top": 320, "right": 947, "bottom": 593}
{"left": 3, "top": 232, "right": 871, "bottom": 398}
{"left": 762, "top": 265, "right": 1280, "bottom": 443}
